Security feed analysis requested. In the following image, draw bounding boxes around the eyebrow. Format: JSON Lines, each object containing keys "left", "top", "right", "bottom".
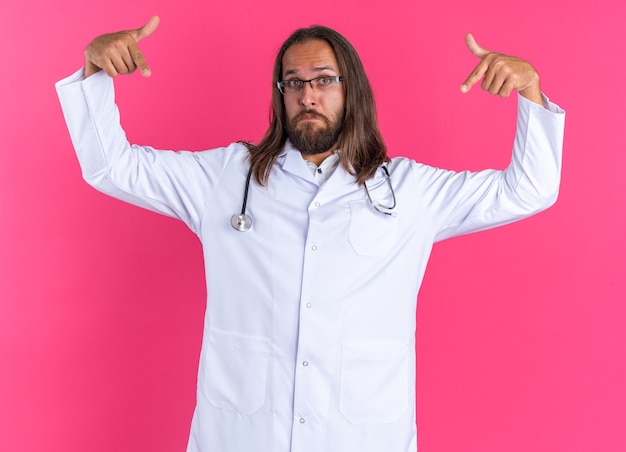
{"left": 283, "top": 65, "right": 337, "bottom": 77}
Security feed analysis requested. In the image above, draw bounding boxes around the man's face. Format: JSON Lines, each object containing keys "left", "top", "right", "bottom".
{"left": 281, "top": 39, "right": 345, "bottom": 160}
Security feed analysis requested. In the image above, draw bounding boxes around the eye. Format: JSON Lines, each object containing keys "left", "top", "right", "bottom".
{"left": 317, "top": 76, "right": 332, "bottom": 85}
{"left": 286, "top": 80, "right": 303, "bottom": 88}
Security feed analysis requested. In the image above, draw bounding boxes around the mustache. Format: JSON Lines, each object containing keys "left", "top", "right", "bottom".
{"left": 294, "top": 109, "right": 327, "bottom": 122}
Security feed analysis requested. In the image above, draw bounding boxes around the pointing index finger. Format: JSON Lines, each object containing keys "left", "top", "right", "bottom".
{"left": 129, "top": 16, "right": 160, "bottom": 77}
{"left": 129, "top": 43, "right": 152, "bottom": 77}
{"left": 460, "top": 33, "right": 490, "bottom": 93}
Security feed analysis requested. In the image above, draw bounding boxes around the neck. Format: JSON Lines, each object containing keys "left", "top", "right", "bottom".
{"left": 300, "top": 149, "right": 334, "bottom": 166}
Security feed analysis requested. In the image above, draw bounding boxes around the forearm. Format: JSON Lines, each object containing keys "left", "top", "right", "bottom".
{"left": 55, "top": 68, "right": 237, "bottom": 232}
{"left": 433, "top": 93, "right": 565, "bottom": 242}
{"left": 503, "top": 93, "right": 565, "bottom": 209}
{"left": 55, "top": 69, "right": 129, "bottom": 188}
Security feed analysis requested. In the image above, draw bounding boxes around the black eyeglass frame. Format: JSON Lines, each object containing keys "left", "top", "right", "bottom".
{"left": 277, "top": 76, "right": 343, "bottom": 94}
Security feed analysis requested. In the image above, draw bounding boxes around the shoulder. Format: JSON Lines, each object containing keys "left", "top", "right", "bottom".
{"left": 387, "top": 156, "right": 434, "bottom": 176}
{"left": 193, "top": 141, "right": 250, "bottom": 165}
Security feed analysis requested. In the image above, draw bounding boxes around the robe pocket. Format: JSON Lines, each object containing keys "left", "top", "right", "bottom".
{"left": 348, "top": 200, "right": 397, "bottom": 257}
{"left": 339, "top": 342, "right": 409, "bottom": 424}
{"left": 203, "top": 329, "right": 269, "bottom": 415}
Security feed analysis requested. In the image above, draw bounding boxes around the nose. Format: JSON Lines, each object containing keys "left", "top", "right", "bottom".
{"left": 299, "top": 82, "right": 318, "bottom": 107}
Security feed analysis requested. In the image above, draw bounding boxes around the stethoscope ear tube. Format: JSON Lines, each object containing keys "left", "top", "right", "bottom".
{"left": 364, "top": 165, "right": 397, "bottom": 216}
{"left": 230, "top": 168, "right": 254, "bottom": 232}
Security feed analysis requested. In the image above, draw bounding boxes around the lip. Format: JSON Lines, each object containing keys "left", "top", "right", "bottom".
{"left": 298, "top": 113, "right": 322, "bottom": 122}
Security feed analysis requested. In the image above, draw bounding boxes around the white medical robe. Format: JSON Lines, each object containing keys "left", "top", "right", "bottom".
{"left": 56, "top": 69, "right": 565, "bottom": 452}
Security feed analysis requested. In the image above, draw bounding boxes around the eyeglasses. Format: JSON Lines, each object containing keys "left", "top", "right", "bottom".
{"left": 277, "top": 76, "right": 343, "bottom": 95}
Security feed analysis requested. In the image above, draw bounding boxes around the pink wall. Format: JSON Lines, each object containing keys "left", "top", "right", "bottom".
{"left": 1, "top": 0, "right": 624, "bottom": 451}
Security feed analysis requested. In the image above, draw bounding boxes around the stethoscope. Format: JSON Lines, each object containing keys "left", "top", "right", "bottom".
{"left": 230, "top": 165, "right": 397, "bottom": 232}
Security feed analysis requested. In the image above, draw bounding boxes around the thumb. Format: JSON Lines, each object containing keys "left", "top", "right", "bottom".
{"left": 465, "top": 33, "right": 489, "bottom": 59}
{"left": 131, "top": 15, "right": 160, "bottom": 42}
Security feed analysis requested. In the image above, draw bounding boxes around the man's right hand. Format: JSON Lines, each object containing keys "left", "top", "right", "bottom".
{"left": 84, "top": 16, "right": 160, "bottom": 78}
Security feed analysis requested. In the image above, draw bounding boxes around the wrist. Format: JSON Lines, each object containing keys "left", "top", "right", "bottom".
{"left": 84, "top": 60, "right": 102, "bottom": 78}
{"left": 519, "top": 81, "right": 543, "bottom": 106}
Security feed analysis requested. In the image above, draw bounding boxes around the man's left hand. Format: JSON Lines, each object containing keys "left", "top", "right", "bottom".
{"left": 460, "top": 34, "right": 543, "bottom": 105}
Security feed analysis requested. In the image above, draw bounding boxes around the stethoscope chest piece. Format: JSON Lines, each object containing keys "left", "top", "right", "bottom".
{"left": 231, "top": 167, "right": 254, "bottom": 232}
{"left": 231, "top": 213, "right": 252, "bottom": 232}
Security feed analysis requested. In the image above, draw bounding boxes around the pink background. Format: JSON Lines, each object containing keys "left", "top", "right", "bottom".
{"left": 1, "top": 0, "right": 624, "bottom": 451}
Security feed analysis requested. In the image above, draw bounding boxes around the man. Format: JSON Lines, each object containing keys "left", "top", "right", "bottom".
{"left": 56, "top": 16, "right": 565, "bottom": 452}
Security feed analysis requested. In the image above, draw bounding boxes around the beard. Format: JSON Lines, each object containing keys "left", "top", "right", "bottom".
{"left": 286, "top": 109, "right": 344, "bottom": 156}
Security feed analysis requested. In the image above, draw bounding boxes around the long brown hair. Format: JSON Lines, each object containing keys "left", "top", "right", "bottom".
{"left": 247, "top": 25, "right": 388, "bottom": 186}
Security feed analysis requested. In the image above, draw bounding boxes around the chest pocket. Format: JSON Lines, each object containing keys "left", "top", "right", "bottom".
{"left": 202, "top": 329, "right": 269, "bottom": 415}
{"left": 348, "top": 200, "right": 398, "bottom": 257}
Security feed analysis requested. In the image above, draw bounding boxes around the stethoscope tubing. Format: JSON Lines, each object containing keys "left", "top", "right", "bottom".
{"left": 230, "top": 164, "right": 396, "bottom": 232}
{"left": 230, "top": 168, "right": 254, "bottom": 232}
